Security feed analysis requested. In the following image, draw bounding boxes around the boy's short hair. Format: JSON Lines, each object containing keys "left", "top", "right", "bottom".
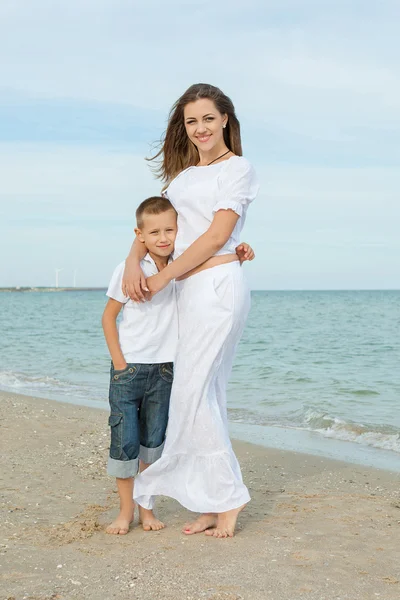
{"left": 136, "top": 196, "right": 177, "bottom": 228}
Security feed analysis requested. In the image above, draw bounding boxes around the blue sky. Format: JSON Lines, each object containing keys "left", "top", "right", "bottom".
{"left": 0, "top": 0, "right": 399, "bottom": 289}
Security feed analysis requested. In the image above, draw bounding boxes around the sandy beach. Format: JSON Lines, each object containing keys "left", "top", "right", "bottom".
{"left": 1, "top": 390, "right": 399, "bottom": 600}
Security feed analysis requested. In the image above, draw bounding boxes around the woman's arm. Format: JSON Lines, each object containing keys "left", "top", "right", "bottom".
{"left": 147, "top": 209, "right": 240, "bottom": 294}
{"left": 122, "top": 237, "right": 148, "bottom": 301}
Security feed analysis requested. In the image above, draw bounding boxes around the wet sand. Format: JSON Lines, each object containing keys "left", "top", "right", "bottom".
{"left": 1, "top": 390, "right": 399, "bottom": 600}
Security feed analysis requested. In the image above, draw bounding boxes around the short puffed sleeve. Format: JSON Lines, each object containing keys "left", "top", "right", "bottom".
{"left": 106, "top": 261, "right": 129, "bottom": 304}
{"left": 213, "top": 157, "right": 259, "bottom": 217}
{"left": 161, "top": 185, "right": 177, "bottom": 210}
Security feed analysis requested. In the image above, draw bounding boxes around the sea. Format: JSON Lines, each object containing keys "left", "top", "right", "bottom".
{"left": 1, "top": 290, "right": 399, "bottom": 471}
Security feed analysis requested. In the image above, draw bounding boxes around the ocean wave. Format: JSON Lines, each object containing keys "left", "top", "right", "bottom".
{"left": 337, "top": 388, "right": 380, "bottom": 396}
{"left": 302, "top": 409, "right": 400, "bottom": 453}
{"left": 2, "top": 369, "right": 399, "bottom": 456}
{"left": 0, "top": 370, "right": 90, "bottom": 399}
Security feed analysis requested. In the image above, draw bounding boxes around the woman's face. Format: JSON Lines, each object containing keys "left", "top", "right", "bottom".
{"left": 183, "top": 98, "right": 227, "bottom": 152}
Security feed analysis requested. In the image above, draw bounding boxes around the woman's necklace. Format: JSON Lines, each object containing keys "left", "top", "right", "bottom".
{"left": 202, "top": 149, "right": 231, "bottom": 166}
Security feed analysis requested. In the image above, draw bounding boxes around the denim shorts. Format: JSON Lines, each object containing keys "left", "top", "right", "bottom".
{"left": 107, "top": 362, "right": 173, "bottom": 479}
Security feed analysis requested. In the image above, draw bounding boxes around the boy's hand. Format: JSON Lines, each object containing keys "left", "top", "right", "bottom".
{"left": 122, "top": 261, "right": 148, "bottom": 302}
{"left": 236, "top": 242, "right": 255, "bottom": 264}
{"left": 113, "top": 361, "right": 128, "bottom": 371}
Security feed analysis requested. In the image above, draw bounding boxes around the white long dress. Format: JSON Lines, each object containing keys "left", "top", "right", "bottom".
{"left": 134, "top": 156, "right": 259, "bottom": 513}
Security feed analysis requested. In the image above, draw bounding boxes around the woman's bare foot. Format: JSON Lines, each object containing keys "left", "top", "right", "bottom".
{"left": 138, "top": 506, "right": 165, "bottom": 531}
{"left": 182, "top": 513, "right": 217, "bottom": 535}
{"left": 106, "top": 503, "right": 134, "bottom": 535}
{"left": 204, "top": 504, "right": 246, "bottom": 538}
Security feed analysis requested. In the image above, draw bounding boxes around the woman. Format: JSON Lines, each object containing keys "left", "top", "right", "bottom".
{"left": 123, "top": 83, "right": 259, "bottom": 538}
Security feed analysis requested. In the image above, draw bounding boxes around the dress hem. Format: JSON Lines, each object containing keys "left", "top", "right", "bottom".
{"left": 134, "top": 490, "right": 251, "bottom": 514}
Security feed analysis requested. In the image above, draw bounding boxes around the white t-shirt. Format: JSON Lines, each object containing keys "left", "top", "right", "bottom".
{"left": 164, "top": 156, "right": 259, "bottom": 259}
{"left": 106, "top": 254, "right": 178, "bottom": 364}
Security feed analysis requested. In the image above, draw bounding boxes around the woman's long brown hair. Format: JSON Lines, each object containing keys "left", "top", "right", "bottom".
{"left": 147, "top": 83, "right": 243, "bottom": 185}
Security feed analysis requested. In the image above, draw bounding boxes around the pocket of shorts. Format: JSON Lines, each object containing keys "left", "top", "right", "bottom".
{"left": 108, "top": 413, "right": 123, "bottom": 456}
{"left": 111, "top": 364, "right": 139, "bottom": 385}
{"left": 113, "top": 365, "right": 129, "bottom": 374}
{"left": 159, "top": 363, "right": 173, "bottom": 383}
{"left": 108, "top": 413, "right": 123, "bottom": 427}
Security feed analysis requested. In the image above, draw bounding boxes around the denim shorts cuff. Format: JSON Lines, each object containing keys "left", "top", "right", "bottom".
{"left": 107, "top": 456, "right": 139, "bottom": 478}
{"left": 139, "top": 441, "right": 165, "bottom": 464}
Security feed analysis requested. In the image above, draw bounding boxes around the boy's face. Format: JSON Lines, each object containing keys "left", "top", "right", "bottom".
{"left": 135, "top": 209, "right": 177, "bottom": 258}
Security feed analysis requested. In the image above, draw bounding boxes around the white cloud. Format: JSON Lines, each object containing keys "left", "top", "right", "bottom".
{"left": 0, "top": 2, "right": 398, "bottom": 288}
{"left": 1, "top": 143, "right": 398, "bottom": 289}
{"left": 0, "top": 0, "right": 399, "bottom": 138}
{"left": 0, "top": 143, "right": 157, "bottom": 214}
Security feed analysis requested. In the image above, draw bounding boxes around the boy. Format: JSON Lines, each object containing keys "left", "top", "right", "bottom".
{"left": 102, "top": 196, "right": 177, "bottom": 535}
{"left": 102, "top": 196, "right": 254, "bottom": 535}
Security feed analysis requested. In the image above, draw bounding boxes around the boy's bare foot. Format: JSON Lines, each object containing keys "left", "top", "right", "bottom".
{"left": 205, "top": 504, "right": 246, "bottom": 538}
{"left": 106, "top": 504, "right": 134, "bottom": 535}
{"left": 138, "top": 506, "right": 165, "bottom": 531}
{"left": 182, "top": 513, "right": 217, "bottom": 535}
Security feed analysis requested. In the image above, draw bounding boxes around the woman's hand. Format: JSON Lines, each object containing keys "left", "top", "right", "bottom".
{"left": 122, "top": 260, "right": 148, "bottom": 302}
{"left": 146, "top": 271, "right": 170, "bottom": 297}
{"left": 236, "top": 242, "right": 255, "bottom": 264}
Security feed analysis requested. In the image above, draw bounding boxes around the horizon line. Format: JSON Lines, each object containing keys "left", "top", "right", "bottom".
{"left": 0, "top": 287, "right": 399, "bottom": 293}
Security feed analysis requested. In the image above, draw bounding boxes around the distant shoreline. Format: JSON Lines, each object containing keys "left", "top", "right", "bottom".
{"left": 0, "top": 287, "right": 107, "bottom": 293}
{"left": 0, "top": 287, "right": 398, "bottom": 293}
